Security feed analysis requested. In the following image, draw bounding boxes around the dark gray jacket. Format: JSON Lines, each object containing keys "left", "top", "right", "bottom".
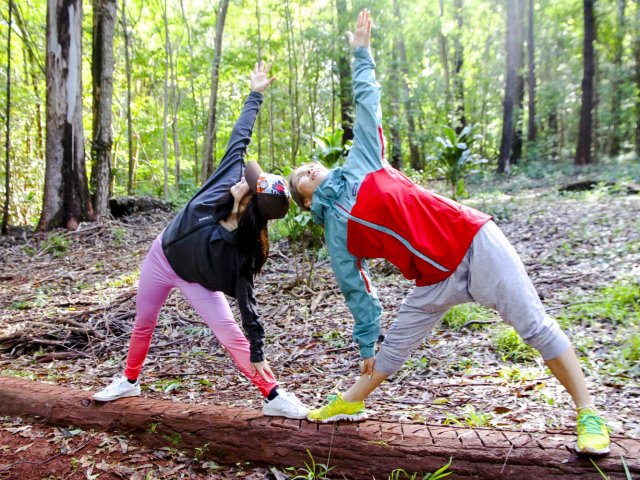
{"left": 162, "top": 91, "right": 266, "bottom": 362}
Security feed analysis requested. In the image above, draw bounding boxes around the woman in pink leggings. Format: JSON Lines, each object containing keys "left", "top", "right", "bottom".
{"left": 93, "top": 62, "right": 308, "bottom": 419}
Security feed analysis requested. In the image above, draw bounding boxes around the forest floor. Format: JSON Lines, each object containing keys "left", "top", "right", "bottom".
{"left": 0, "top": 175, "right": 639, "bottom": 479}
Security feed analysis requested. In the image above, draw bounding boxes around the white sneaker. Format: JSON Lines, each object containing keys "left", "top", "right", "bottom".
{"left": 93, "top": 376, "right": 141, "bottom": 402}
{"left": 262, "top": 389, "right": 309, "bottom": 419}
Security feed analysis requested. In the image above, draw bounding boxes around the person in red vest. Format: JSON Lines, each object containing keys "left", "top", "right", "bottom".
{"left": 288, "top": 9, "right": 609, "bottom": 455}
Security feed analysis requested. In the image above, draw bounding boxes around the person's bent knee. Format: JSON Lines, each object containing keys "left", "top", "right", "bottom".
{"left": 520, "top": 315, "right": 571, "bottom": 361}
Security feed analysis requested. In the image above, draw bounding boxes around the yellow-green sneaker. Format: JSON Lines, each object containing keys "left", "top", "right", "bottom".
{"left": 575, "top": 407, "right": 610, "bottom": 455}
{"left": 307, "top": 393, "right": 368, "bottom": 423}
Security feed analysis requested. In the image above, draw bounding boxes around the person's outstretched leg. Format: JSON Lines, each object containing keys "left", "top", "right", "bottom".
{"left": 468, "top": 221, "right": 609, "bottom": 455}
{"left": 178, "top": 280, "right": 308, "bottom": 418}
{"left": 94, "top": 236, "right": 175, "bottom": 401}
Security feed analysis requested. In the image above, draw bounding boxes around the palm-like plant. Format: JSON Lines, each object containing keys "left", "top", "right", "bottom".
{"left": 432, "top": 125, "right": 487, "bottom": 199}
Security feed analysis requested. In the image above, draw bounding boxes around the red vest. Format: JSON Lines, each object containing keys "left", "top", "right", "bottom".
{"left": 347, "top": 167, "right": 491, "bottom": 286}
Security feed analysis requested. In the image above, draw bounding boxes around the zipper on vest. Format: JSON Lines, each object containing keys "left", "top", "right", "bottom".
{"left": 333, "top": 202, "right": 450, "bottom": 273}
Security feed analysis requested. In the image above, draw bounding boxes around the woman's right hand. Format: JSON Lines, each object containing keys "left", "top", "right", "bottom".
{"left": 251, "top": 360, "right": 275, "bottom": 381}
{"left": 250, "top": 61, "right": 276, "bottom": 93}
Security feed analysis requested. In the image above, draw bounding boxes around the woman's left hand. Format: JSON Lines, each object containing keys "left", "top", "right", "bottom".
{"left": 251, "top": 360, "right": 275, "bottom": 381}
{"left": 250, "top": 61, "right": 276, "bottom": 93}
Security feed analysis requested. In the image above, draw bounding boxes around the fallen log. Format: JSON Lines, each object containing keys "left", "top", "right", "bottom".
{"left": 0, "top": 376, "right": 638, "bottom": 479}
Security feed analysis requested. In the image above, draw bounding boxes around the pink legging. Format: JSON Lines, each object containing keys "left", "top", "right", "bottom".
{"left": 124, "top": 234, "right": 278, "bottom": 397}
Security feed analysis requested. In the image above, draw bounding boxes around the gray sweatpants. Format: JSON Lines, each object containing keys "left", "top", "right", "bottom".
{"left": 374, "top": 221, "right": 571, "bottom": 376}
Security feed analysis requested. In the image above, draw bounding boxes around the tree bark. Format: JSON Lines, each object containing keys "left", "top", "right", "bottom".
{"left": 607, "top": 0, "right": 627, "bottom": 157}
{"left": 285, "top": 0, "right": 301, "bottom": 166}
{"left": 438, "top": 0, "right": 451, "bottom": 118}
{"left": 510, "top": 0, "right": 526, "bottom": 165}
{"left": 393, "top": 0, "right": 421, "bottom": 170}
{"left": 453, "top": 0, "right": 467, "bottom": 134}
{"left": 38, "top": 0, "right": 94, "bottom": 231}
{"left": 161, "top": 0, "right": 170, "bottom": 199}
{"left": 388, "top": 47, "right": 403, "bottom": 170}
{"left": 120, "top": 0, "right": 136, "bottom": 195}
{"left": 1, "top": 377, "right": 639, "bottom": 480}
{"left": 202, "top": 0, "right": 230, "bottom": 182}
{"left": 179, "top": 0, "right": 202, "bottom": 182}
{"left": 90, "top": 0, "right": 116, "bottom": 218}
{"left": 2, "top": 0, "right": 12, "bottom": 234}
{"left": 635, "top": 0, "right": 640, "bottom": 157}
{"left": 526, "top": 0, "right": 537, "bottom": 144}
{"left": 498, "top": 0, "right": 519, "bottom": 173}
{"left": 575, "top": 0, "right": 596, "bottom": 166}
{"left": 335, "top": 0, "right": 353, "bottom": 146}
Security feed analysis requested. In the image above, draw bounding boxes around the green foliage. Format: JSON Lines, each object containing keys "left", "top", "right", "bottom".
{"left": 388, "top": 457, "right": 453, "bottom": 480}
{"left": 590, "top": 456, "right": 633, "bottom": 480}
{"left": 286, "top": 450, "right": 333, "bottom": 480}
{"left": 40, "top": 234, "right": 70, "bottom": 258}
{"left": 622, "top": 334, "right": 640, "bottom": 363}
{"left": 493, "top": 326, "right": 537, "bottom": 362}
{"left": 444, "top": 405, "right": 492, "bottom": 428}
{"left": 429, "top": 126, "right": 487, "bottom": 199}
{"left": 311, "top": 129, "right": 347, "bottom": 168}
{"left": 270, "top": 203, "right": 324, "bottom": 249}
{"left": 441, "top": 304, "right": 496, "bottom": 330}
{"left": 558, "top": 280, "right": 640, "bottom": 326}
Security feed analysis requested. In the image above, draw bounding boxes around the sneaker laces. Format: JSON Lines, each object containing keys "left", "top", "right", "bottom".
{"left": 578, "top": 413, "right": 606, "bottom": 435}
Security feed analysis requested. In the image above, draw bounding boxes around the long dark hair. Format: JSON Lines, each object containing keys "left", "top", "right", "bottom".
{"left": 214, "top": 192, "right": 269, "bottom": 275}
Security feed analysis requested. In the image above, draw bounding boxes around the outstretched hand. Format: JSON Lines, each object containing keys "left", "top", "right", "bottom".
{"left": 250, "top": 61, "right": 276, "bottom": 93}
{"left": 346, "top": 9, "right": 372, "bottom": 51}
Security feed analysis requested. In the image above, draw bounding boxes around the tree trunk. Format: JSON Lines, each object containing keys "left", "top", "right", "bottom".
{"left": 453, "top": 0, "right": 467, "bottom": 134}
{"left": 575, "top": 0, "right": 596, "bottom": 166}
{"left": 635, "top": 0, "right": 640, "bottom": 157}
{"left": 393, "top": 0, "right": 421, "bottom": 171}
{"left": 498, "top": 0, "right": 519, "bottom": 173}
{"left": 388, "top": 48, "right": 403, "bottom": 170}
{"left": 161, "top": 0, "right": 170, "bottom": 199}
{"left": 336, "top": 0, "right": 353, "bottom": 146}
{"left": 1, "top": 377, "right": 639, "bottom": 480}
{"left": 526, "top": 0, "right": 537, "bottom": 144}
{"left": 202, "top": 0, "right": 230, "bottom": 182}
{"left": 38, "top": 0, "right": 94, "bottom": 231}
{"left": 607, "top": 0, "right": 627, "bottom": 157}
{"left": 2, "top": 0, "right": 12, "bottom": 234}
{"left": 121, "top": 0, "right": 135, "bottom": 195}
{"left": 285, "top": 0, "right": 301, "bottom": 166}
{"left": 511, "top": 0, "right": 526, "bottom": 165}
{"left": 90, "top": 0, "right": 115, "bottom": 218}
{"left": 255, "top": 0, "right": 262, "bottom": 162}
{"left": 179, "top": 0, "right": 201, "bottom": 183}
{"left": 438, "top": 0, "right": 451, "bottom": 119}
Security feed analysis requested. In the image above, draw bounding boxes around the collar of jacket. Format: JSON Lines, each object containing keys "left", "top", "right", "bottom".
{"left": 211, "top": 223, "right": 238, "bottom": 245}
{"left": 310, "top": 167, "right": 345, "bottom": 225}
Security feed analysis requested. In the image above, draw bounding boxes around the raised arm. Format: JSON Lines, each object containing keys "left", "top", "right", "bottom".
{"left": 344, "top": 9, "right": 385, "bottom": 175}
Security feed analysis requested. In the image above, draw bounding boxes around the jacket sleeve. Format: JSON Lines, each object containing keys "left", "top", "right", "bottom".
{"left": 343, "top": 47, "right": 385, "bottom": 177}
{"left": 235, "top": 274, "right": 265, "bottom": 363}
{"left": 325, "top": 215, "right": 382, "bottom": 359}
{"left": 197, "top": 91, "right": 264, "bottom": 198}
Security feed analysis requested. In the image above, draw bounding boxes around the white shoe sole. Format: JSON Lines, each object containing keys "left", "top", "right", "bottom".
{"left": 93, "top": 389, "right": 140, "bottom": 402}
{"left": 575, "top": 444, "right": 610, "bottom": 455}
{"left": 263, "top": 409, "right": 309, "bottom": 420}
{"left": 307, "top": 411, "right": 368, "bottom": 423}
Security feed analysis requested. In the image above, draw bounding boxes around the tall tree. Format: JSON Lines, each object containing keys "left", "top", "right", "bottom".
{"left": 510, "top": 0, "right": 526, "bottom": 164}
{"left": 388, "top": 45, "right": 403, "bottom": 170}
{"left": 575, "top": 0, "right": 597, "bottom": 166}
{"left": 526, "top": 0, "right": 537, "bottom": 145}
{"left": 607, "top": 0, "right": 627, "bottom": 157}
{"left": 635, "top": 0, "right": 640, "bottom": 156}
{"left": 498, "top": 0, "right": 521, "bottom": 173}
{"left": 202, "top": 0, "right": 230, "bottom": 181}
{"left": 161, "top": 0, "right": 170, "bottom": 199}
{"left": 392, "top": 0, "right": 421, "bottom": 170}
{"left": 120, "top": 0, "right": 136, "bottom": 195}
{"left": 38, "top": 0, "right": 94, "bottom": 230}
{"left": 453, "top": 0, "right": 467, "bottom": 133}
{"left": 90, "top": 0, "right": 116, "bottom": 217}
{"left": 438, "top": 0, "right": 451, "bottom": 117}
{"left": 335, "top": 0, "right": 353, "bottom": 146}
{"left": 2, "top": 0, "right": 13, "bottom": 234}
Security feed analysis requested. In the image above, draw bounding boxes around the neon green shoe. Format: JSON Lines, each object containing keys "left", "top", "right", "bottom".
{"left": 575, "top": 407, "right": 610, "bottom": 455}
{"left": 307, "top": 393, "right": 368, "bottom": 423}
